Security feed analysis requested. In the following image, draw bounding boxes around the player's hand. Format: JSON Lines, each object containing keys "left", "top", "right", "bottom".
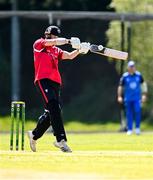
{"left": 141, "top": 94, "right": 147, "bottom": 103}
{"left": 79, "top": 42, "right": 90, "bottom": 54}
{"left": 70, "top": 37, "right": 81, "bottom": 49}
{"left": 117, "top": 96, "right": 123, "bottom": 104}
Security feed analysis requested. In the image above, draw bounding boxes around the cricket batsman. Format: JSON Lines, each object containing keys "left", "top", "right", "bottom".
{"left": 28, "top": 25, "right": 90, "bottom": 152}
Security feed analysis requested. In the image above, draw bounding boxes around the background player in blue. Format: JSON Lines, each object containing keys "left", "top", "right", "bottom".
{"left": 117, "top": 60, "right": 148, "bottom": 135}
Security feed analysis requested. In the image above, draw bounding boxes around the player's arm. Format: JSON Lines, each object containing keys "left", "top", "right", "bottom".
{"left": 141, "top": 81, "right": 148, "bottom": 103}
{"left": 140, "top": 75, "right": 148, "bottom": 103}
{"left": 44, "top": 38, "right": 70, "bottom": 46}
{"left": 61, "top": 50, "right": 80, "bottom": 60}
{"left": 117, "top": 76, "right": 124, "bottom": 104}
{"left": 117, "top": 85, "right": 123, "bottom": 104}
{"left": 62, "top": 42, "right": 91, "bottom": 60}
{"left": 61, "top": 42, "right": 90, "bottom": 60}
{"left": 44, "top": 37, "right": 81, "bottom": 47}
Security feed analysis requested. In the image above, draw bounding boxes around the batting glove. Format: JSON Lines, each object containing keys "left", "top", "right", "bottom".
{"left": 70, "top": 37, "right": 81, "bottom": 49}
{"left": 79, "top": 42, "right": 90, "bottom": 54}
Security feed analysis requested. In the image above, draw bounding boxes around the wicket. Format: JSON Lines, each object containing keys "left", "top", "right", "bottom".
{"left": 10, "top": 101, "right": 25, "bottom": 150}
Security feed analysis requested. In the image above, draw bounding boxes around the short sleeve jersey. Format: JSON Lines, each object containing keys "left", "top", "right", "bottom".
{"left": 119, "top": 71, "right": 144, "bottom": 101}
{"left": 33, "top": 38, "right": 64, "bottom": 84}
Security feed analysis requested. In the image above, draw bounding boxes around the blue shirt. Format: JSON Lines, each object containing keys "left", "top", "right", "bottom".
{"left": 119, "top": 71, "right": 144, "bottom": 101}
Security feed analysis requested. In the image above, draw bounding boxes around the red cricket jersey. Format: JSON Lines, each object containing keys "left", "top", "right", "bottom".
{"left": 33, "top": 38, "right": 64, "bottom": 84}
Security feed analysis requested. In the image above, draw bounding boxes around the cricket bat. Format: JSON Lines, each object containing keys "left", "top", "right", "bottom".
{"left": 90, "top": 44, "right": 128, "bottom": 60}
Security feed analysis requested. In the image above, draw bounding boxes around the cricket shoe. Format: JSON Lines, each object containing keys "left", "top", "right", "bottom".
{"left": 53, "top": 139, "right": 72, "bottom": 153}
{"left": 127, "top": 130, "right": 133, "bottom": 135}
{"left": 135, "top": 128, "right": 141, "bottom": 135}
{"left": 27, "top": 131, "right": 36, "bottom": 152}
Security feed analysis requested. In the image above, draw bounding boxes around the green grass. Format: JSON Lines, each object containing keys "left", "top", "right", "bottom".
{"left": 1, "top": 133, "right": 153, "bottom": 179}
{"left": 0, "top": 116, "right": 120, "bottom": 132}
{"left": 1, "top": 115, "right": 153, "bottom": 133}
